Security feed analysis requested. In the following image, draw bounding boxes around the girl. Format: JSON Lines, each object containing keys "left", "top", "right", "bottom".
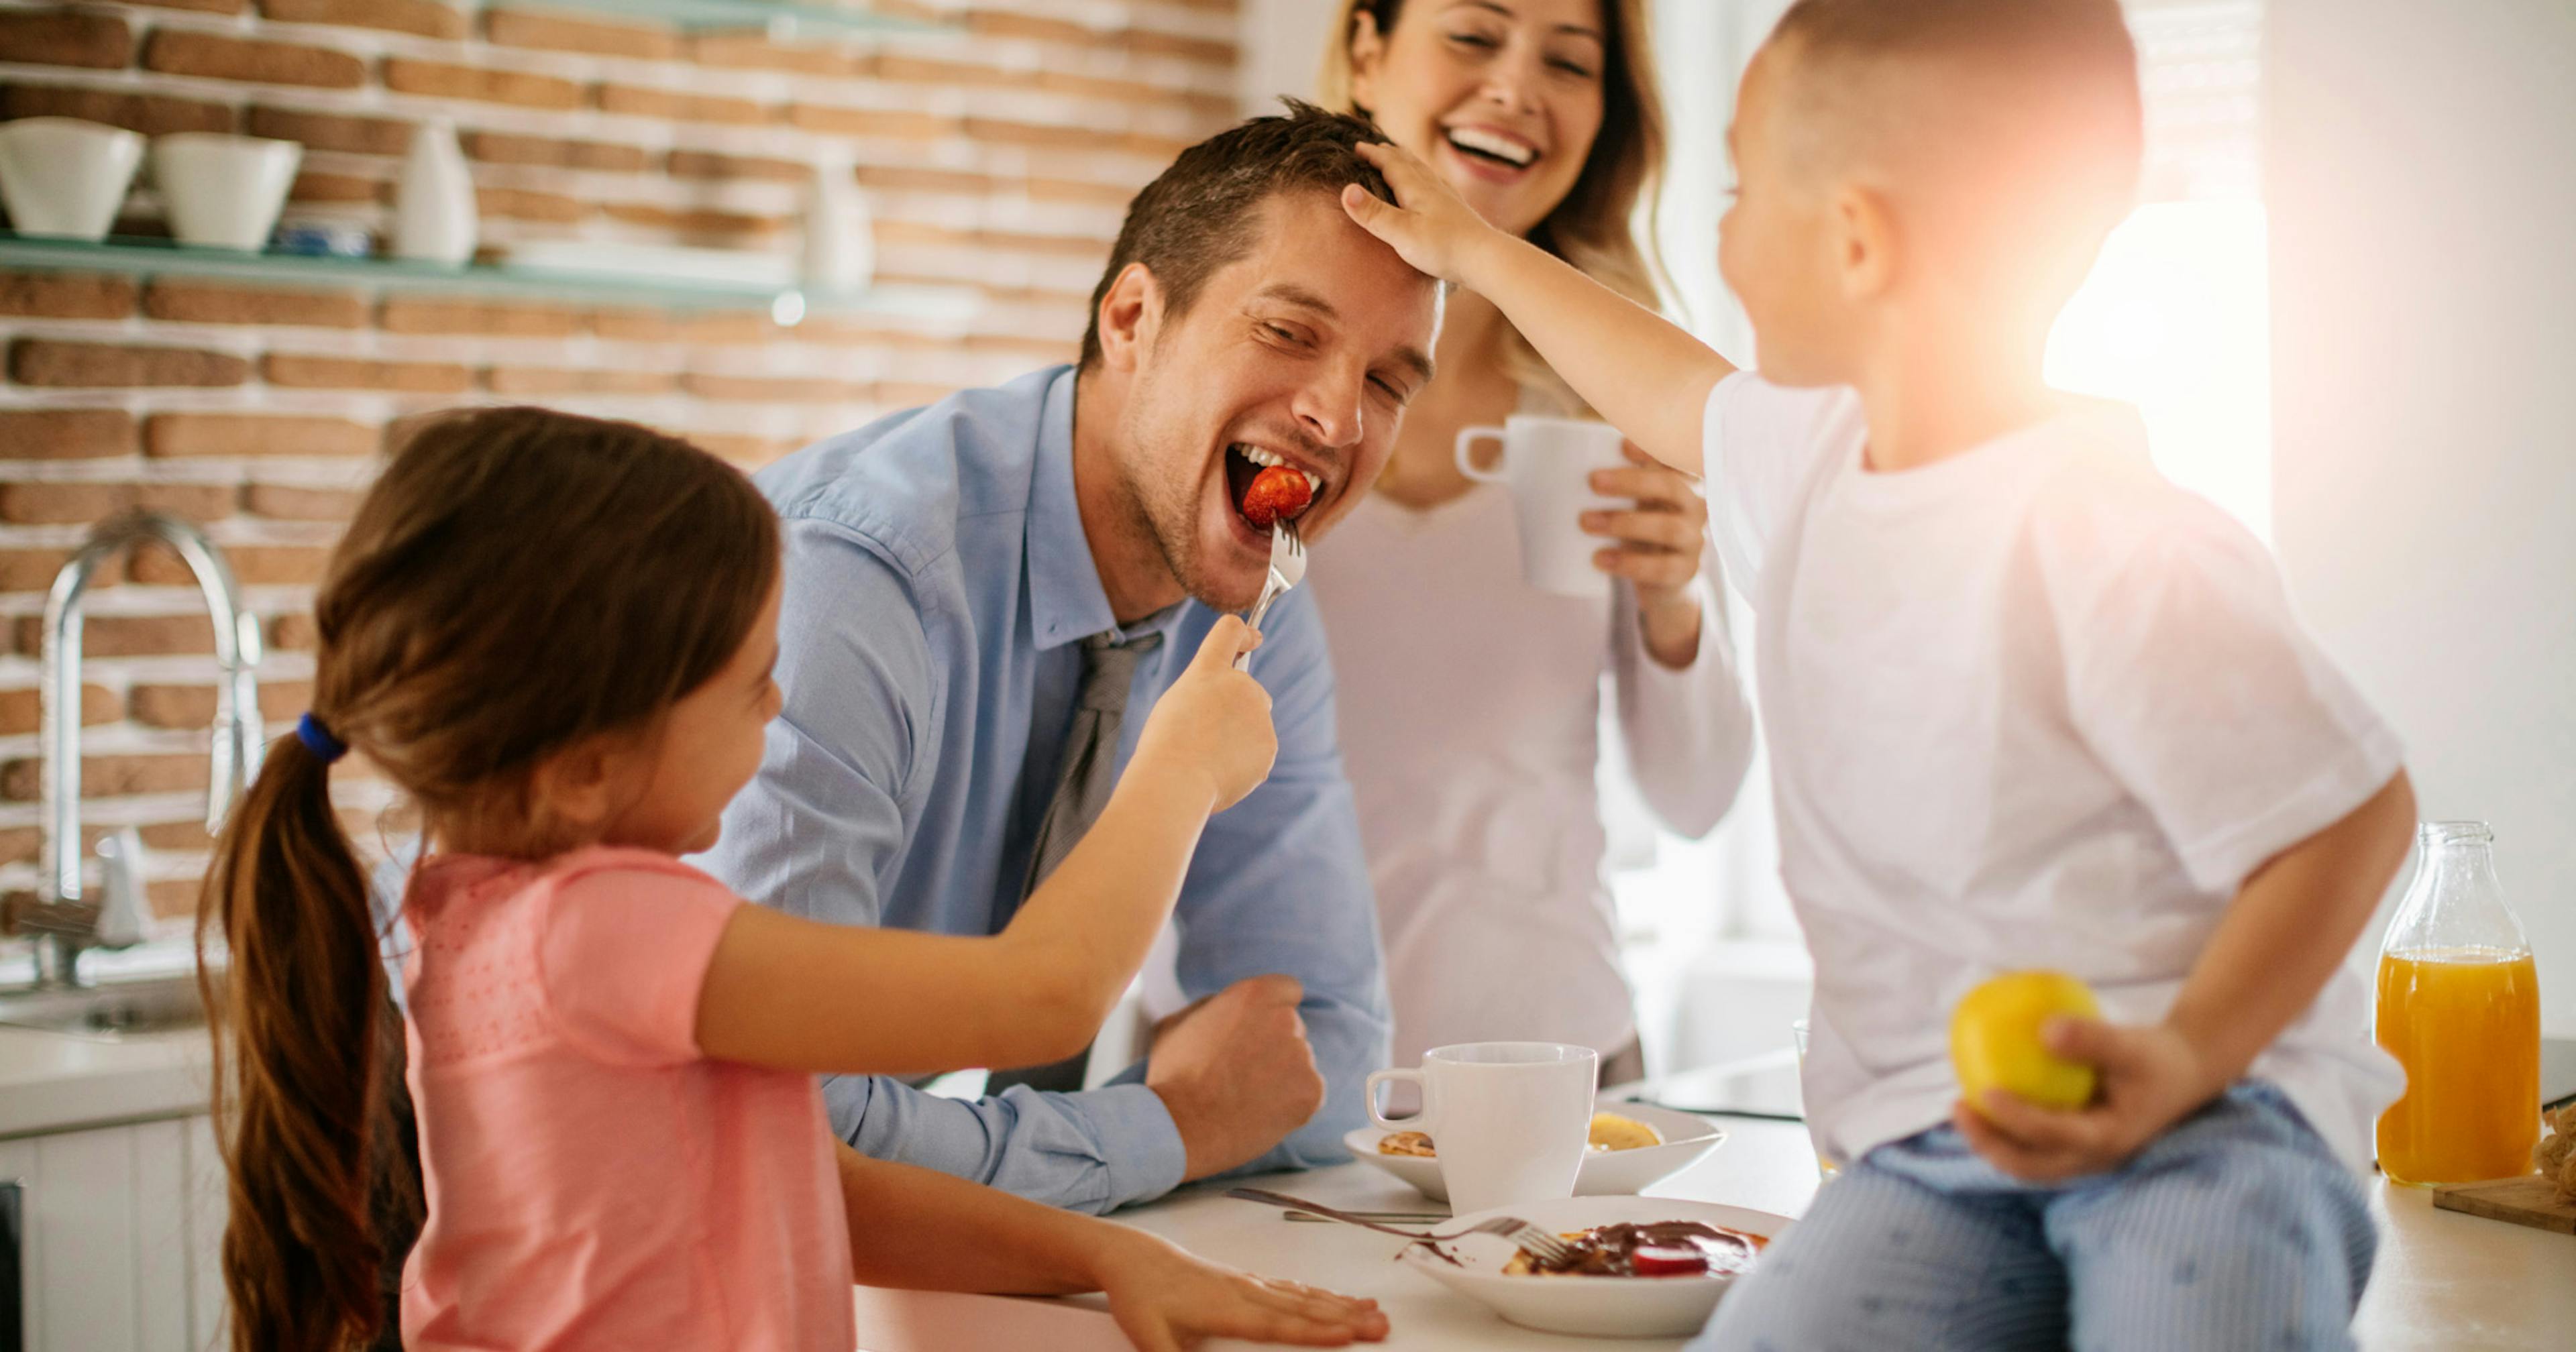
{"left": 199, "top": 406, "right": 1387, "bottom": 1352}
{"left": 1305, "top": 0, "right": 1756, "bottom": 1080}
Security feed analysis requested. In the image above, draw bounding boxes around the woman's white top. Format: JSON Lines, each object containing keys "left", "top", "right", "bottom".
{"left": 1308, "top": 482, "right": 1757, "bottom": 1070}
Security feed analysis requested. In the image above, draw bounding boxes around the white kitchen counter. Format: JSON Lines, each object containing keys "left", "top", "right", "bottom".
{"left": 0, "top": 942, "right": 217, "bottom": 1139}
{"left": 853, "top": 1116, "right": 2574, "bottom": 1351}
{"left": 0, "top": 1021, "right": 212, "bottom": 1138}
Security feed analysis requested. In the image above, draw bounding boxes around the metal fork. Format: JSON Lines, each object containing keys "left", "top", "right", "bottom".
{"left": 1226, "top": 1187, "right": 1575, "bottom": 1267}
{"left": 1234, "top": 520, "right": 1306, "bottom": 672}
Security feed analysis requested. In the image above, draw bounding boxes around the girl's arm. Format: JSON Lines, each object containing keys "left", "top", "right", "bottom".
{"left": 833, "top": 1139, "right": 1387, "bottom": 1350}
{"left": 694, "top": 619, "right": 1274, "bottom": 1077}
{"left": 1341, "top": 143, "right": 1736, "bottom": 475}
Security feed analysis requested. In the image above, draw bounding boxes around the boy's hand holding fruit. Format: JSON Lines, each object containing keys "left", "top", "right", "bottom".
{"left": 1949, "top": 970, "right": 2227, "bottom": 1183}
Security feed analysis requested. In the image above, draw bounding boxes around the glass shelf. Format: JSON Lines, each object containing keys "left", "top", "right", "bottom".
{"left": 0, "top": 233, "right": 979, "bottom": 326}
{"left": 489, "top": 0, "right": 954, "bottom": 38}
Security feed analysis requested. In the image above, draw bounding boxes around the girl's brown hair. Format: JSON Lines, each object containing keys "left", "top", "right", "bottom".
{"left": 196, "top": 406, "right": 781, "bottom": 1352}
{"left": 1319, "top": 0, "right": 1670, "bottom": 408}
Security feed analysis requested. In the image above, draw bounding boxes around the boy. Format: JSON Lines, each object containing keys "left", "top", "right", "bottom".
{"left": 1338, "top": 1, "right": 2414, "bottom": 1348}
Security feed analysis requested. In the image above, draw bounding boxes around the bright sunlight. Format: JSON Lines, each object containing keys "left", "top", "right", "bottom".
{"left": 2046, "top": 200, "right": 2275, "bottom": 537}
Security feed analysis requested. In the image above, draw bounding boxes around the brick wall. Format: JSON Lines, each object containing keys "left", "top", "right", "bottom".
{"left": 0, "top": 0, "right": 1236, "bottom": 932}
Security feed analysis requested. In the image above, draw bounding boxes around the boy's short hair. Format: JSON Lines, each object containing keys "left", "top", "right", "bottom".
{"left": 1770, "top": 0, "right": 2143, "bottom": 292}
{"left": 1078, "top": 100, "right": 1403, "bottom": 371}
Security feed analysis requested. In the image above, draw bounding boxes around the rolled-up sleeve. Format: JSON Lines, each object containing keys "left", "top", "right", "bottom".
{"left": 695, "top": 515, "right": 1203, "bottom": 1214}
{"left": 830, "top": 1075, "right": 1184, "bottom": 1215}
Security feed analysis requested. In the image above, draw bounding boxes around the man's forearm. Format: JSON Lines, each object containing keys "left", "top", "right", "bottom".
{"left": 1226, "top": 989, "right": 1389, "bottom": 1177}
{"left": 833, "top": 1070, "right": 1187, "bottom": 1215}
{"left": 2166, "top": 771, "right": 2416, "bottom": 1085}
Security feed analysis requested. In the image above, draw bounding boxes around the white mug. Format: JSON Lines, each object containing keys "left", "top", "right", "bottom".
{"left": 153, "top": 133, "right": 301, "bottom": 251}
{"left": 1455, "top": 416, "right": 1627, "bottom": 597}
{"left": 0, "top": 118, "right": 144, "bottom": 241}
{"left": 1368, "top": 1041, "right": 1598, "bottom": 1215}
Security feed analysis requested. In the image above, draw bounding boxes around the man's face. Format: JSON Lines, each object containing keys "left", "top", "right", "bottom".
{"left": 1109, "top": 192, "right": 1440, "bottom": 611}
{"left": 1719, "top": 44, "right": 1851, "bottom": 387}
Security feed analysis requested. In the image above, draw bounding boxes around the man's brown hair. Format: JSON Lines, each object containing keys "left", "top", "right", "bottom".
{"left": 1079, "top": 99, "right": 1406, "bottom": 370}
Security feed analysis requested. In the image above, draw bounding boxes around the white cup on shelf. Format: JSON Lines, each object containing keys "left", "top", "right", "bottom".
{"left": 152, "top": 132, "right": 302, "bottom": 251}
{"left": 0, "top": 118, "right": 145, "bottom": 241}
{"left": 1455, "top": 416, "right": 1628, "bottom": 597}
{"left": 1367, "top": 1041, "right": 1599, "bottom": 1215}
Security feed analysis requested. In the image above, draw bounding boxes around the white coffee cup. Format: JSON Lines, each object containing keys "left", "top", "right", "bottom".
{"left": 0, "top": 118, "right": 144, "bottom": 241}
{"left": 152, "top": 133, "right": 301, "bottom": 251}
{"left": 1368, "top": 1041, "right": 1598, "bottom": 1215}
{"left": 1456, "top": 416, "right": 1627, "bottom": 597}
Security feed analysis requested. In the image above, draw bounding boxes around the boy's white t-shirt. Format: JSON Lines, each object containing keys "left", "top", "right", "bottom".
{"left": 1704, "top": 371, "right": 2406, "bottom": 1172}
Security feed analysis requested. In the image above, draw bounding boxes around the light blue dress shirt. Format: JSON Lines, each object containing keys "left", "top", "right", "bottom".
{"left": 694, "top": 366, "right": 1392, "bottom": 1215}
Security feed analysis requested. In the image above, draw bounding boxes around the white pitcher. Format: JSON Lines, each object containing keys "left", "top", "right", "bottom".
{"left": 802, "top": 158, "right": 873, "bottom": 294}
{"left": 0, "top": 118, "right": 144, "bottom": 241}
{"left": 394, "top": 118, "right": 478, "bottom": 265}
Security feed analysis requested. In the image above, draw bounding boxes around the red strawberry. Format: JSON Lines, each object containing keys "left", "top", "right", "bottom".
{"left": 1629, "top": 1245, "right": 1712, "bottom": 1278}
{"left": 1241, "top": 465, "right": 1313, "bottom": 528}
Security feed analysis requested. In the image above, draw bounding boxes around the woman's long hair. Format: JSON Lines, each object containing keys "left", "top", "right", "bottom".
{"left": 1319, "top": 0, "right": 1670, "bottom": 408}
{"left": 196, "top": 407, "right": 780, "bottom": 1351}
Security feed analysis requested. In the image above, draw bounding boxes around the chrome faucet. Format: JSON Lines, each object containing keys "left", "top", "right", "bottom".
{"left": 17, "top": 512, "right": 263, "bottom": 989}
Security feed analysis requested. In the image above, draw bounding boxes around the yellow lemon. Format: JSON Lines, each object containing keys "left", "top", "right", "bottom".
{"left": 1950, "top": 970, "right": 2101, "bottom": 1115}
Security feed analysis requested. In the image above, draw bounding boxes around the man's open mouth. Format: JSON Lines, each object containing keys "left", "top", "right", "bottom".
{"left": 1225, "top": 443, "right": 1322, "bottom": 530}
{"left": 1444, "top": 126, "right": 1540, "bottom": 170}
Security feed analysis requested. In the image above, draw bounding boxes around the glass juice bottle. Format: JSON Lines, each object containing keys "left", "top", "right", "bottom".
{"left": 2373, "top": 821, "right": 2542, "bottom": 1185}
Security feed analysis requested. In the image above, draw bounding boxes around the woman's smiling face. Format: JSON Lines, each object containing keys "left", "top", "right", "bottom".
{"left": 1350, "top": 0, "right": 1609, "bottom": 240}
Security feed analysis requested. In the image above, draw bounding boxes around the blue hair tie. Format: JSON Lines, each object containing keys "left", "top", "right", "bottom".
{"left": 296, "top": 712, "right": 348, "bottom": 765}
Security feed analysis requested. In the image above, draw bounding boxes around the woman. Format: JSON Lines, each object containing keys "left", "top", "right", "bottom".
{"left": 1310, "top": 0, "right": 1756, "bottom": 1084}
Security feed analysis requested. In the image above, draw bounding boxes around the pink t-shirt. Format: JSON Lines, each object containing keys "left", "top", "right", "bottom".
{"left": 398, "top": 846, "right": 853, "bottom": 1351}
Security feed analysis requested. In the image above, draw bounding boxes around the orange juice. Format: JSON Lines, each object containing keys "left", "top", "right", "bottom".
{"left": 2374, "top": 946, "right": 2540, "bottom": 1186}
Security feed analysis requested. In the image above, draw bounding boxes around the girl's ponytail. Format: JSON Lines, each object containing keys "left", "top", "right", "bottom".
{"left": 198, "top": 732, "right": 404, "bottom": 1352}
{"left": 190, "top": 405, "right": 775, "bottom": 1349}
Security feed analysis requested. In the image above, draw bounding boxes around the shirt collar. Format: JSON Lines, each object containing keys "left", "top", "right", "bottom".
{"left": 1025, "top": 368, "right": 1189, "bottom": 651}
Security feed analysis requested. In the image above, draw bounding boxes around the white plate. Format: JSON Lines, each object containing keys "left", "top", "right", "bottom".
{"left": 1344, "top": 1101, "right": 1725, "bottom": 1202}
{"left": 1399, "top": 1194, "right": 1788, "bottom": 1339}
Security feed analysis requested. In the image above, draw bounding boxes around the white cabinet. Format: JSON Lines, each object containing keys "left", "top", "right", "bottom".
{"left": 0, "top": 1115, "right": 226, "bottom": 1352}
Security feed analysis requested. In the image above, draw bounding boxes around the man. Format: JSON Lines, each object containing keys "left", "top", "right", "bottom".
{"left": 696, "top": 104, "right": 1442, "bottom": 1215}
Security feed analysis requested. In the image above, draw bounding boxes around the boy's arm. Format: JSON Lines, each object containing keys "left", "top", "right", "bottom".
{"left": 1958, "top": 771, "right": 2416, "bottom": 1181}
{"left": 1341, "top": 143, "right": 1735, "bottom": 475}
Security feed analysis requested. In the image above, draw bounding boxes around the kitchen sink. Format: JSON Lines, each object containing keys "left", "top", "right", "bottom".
{"left": 0, "top": 974, "right": 208, "bottom": 1039}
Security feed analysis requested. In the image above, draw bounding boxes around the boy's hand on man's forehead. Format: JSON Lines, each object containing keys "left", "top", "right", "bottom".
{"left": 1338, "top": 140, "right": 1500, "bottom": 288}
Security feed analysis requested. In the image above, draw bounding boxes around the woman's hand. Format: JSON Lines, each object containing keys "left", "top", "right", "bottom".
{"left": 1094, "top": 1231, "right": 1389, "bottom": 1352}
{"left": 1582, "top": 443, "right": 1709, "bottom": 667}
{"left": 1341, "top": 140, "right": 1511, "bottom": 287}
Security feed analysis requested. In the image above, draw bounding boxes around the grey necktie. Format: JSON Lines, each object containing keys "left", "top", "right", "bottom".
{"left": 988, "top": 628, "right": 1163, "bottom": 1095}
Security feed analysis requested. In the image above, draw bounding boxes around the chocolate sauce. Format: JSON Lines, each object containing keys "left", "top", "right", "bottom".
{"left": 1521, "top": 1221, "right": 1760, "bottom": 1278}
